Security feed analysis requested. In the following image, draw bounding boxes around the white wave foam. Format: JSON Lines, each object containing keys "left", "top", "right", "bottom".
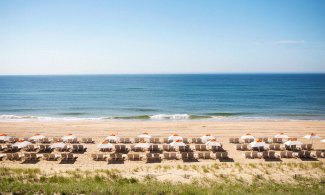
{"left": 149, "top": 114, "right": 190, "bottom": 120}
{"left": 0, "top": 115, "right": 105, "bottom": 122}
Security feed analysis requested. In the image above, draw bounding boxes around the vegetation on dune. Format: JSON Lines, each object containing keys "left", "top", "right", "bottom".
{"left": 0, "top": 164, "right": 324, "bottom": 194}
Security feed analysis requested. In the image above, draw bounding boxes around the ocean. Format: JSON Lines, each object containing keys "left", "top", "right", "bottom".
{"left": 0, "top": 74, "right": 324, "bottom": 121}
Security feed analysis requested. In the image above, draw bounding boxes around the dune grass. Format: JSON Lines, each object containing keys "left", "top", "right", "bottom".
{"left": 0, "top": 167, "right": 325, "bottom": 194}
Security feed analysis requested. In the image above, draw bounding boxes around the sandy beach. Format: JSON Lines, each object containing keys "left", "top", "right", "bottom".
{"left": 1, "top": 120, "right": 324, "bottom": 183}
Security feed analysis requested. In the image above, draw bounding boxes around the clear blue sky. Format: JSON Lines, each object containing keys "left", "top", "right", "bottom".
{"left": 0, "top": 0, "right": 324, "bottom": 74}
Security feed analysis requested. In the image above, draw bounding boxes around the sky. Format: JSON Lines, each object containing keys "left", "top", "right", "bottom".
{"left": 0, "top": 0, "right": 324, "bottom": 74}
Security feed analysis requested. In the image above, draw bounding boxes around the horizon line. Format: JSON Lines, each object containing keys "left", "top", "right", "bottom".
{"left": 0, "top": 72, "right": 324, "bottom": 76}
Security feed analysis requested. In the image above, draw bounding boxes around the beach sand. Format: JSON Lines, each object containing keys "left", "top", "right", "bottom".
{"left": 1, "top": 120, "right": 325, "bottom": 183}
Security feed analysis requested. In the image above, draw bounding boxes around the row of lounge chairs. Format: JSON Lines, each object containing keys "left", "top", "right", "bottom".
{"left": 229, "top": 137, "right": 298, "bottom": 144}
{"left": 91, "top": 151, "right": 229, "bottom": 162}
{"left": 244, "top": 150, "right": 319, "bottom": 159}
{"left": 0, "top": 144, "right": 87, "bottom": 153}
{"left": 103, "top": 144, "right": 225, "bottom": 153}
{"left": 0, "top": 152, "right": 77, "bottom": 162}
{"left": 235, "top": 144, "right": 313, "bottom": 151}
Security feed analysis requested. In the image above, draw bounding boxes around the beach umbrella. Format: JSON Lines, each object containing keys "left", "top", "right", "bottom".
{"left": 170, "top": 140, "right": 186, "bottom": 147}
{"left": 50, "top": 142, "right": 66, "bottom": 149}
{"left": 205, "top": 139, "right": 222, "bottom": 147}
{"left": 0, "top": 134, "right": 12, "bottom": 142}
{"left": 240, "top": 133, "right": 255, "bottom": 140}
{"left": 284, "top": 139, "right": 303, "bottom": 151}
{"left": 321, "top": 139, "right": 325, "bottom": 143}
{"left": 29, "top": 134, "right": 46, "bottom": 142}
{"left": 274, "top": 133, "right": 289, "bottom": 139}
{"left": 134, "top": 142, "right": 151, "bottom": 149}
{"left": 105, "top": 134, "right": 120, "bottom": 142}
{"left": 201, "top": 134, "right": 215, "bottom": 143}
{"left": 97, "top": 141, "right": 114, "bottom": 151}
{"left": 303, "top": 133, "right": 320, "bottom": 144}
{"left": 137, "top": 132, "right": 152, "bottom": 139}
{"left": 62, "top": 134, "right": 77, "bottom": 142}
{"left": 250, "top": 139, "right": 268, "bottom": 151}
{"left": 12, "top": 140, "right": 32, "bottom": 149}
{"left": 168, "top": 133, "right": 183, "bottom": 142}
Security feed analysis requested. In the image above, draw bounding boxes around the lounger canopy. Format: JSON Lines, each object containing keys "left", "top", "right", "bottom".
{"left": 12, "top": 140, "right": 32, "bottom": 148}
{"left": 134, "top": 142, "right": 151, "bottom": 149}
{"left": 137, "top": 133, "right": 152, "bottom": 139}
{"left": 0, "top": 134, "right": 12, "bottom": 141}
{"left": 168, "top": 134, "right": 183, "bottom": 141}
{"left": 50, "top": 142, "right": 66, "bottom": 149}
{"left": 29, "top": 134, "right": 46, "bottom": 141}
{"left": 201, "top": 134, "right": 215, "bottom": 143}
{"left": 97, "top": 141, "right": 114, "bottom": 149}
{"left": 170, "top": 140, "right": 186, "bottom": 147}
{"left": 205, "top": 139, "right": 221, "bottom": 147}
{"left": 274, "top": 133, "right": 289, "bottom": 139}
{"left": 105, "top": 134, "right": 120, "bottom": 142}
{"left": 62, "top": 134, "right": 77, "bottom": 142}
{"left": 240, "top": 133, "right": 254, "bottom": 140}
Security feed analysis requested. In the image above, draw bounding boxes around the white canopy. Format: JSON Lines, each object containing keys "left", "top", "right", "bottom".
{"left": 105, "top": 135, "right": 120, "bottom": 142}
{"left": 274, "top": 133, "right": 289, "bottom": 139}
{"left": 250, "top": 141, "right": 268, "bottom": 148}
{"left": 50, "top": 142, "right": 66, "bottom": 149}
{"left": 97, "top": 142, "right": 114, "bottom": 149}
{"left": 137, "top": 133, "right": 152, "bottom": 139}
{"left": 201, "top": 135, "right": 215, "bottom": 143}
{"left": 170, "top": 141, "right": 186, "bottom": 147}
{"left": 205, "top": 140, "right": 222, "bottom": 147}
{"left": 240, "top": 134, "right": 255, "bottom": 140}
{"left": 168, "top": 134, "right": 183, "bottom": 141}
{"left": 62, "top": 134, "right": 77, "bottom": 141}
{"left": 0, "top": 134, "right": 12, "bottom": 141}
{"left": 12, "top": 141, "right": 32, "bottom": 149}
{"left": 303, "top": 133, "right": 321, "bottom": 139}
{"left": 29, "top": 134, "right": 46, "bottom": 141}
{"left": 284, "top": 140, "right": 303, "bottom": 146}
{"left": 321, "top": 139, "right": 325, "bottom": 143}
{"left": 134, "top": 142, "right": 151, "bottom": 149}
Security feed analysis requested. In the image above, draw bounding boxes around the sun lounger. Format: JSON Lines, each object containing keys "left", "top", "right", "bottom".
{"left": 91, "top": 153, "right": 106, "bottom": 161}
{"left": 298, "top": 150, "right": 315, "bottom": 159}
{"left": 221, "top": 152, "right": 228, "bottom": 159}
{"left": 6, "top": 153, "right": 15, "bottom": 160}
{"left": 244, "top": 138, "right": 254, "bottom": 143}
{"left": 252, "top": 151, "right": 259, "bottom": 158}
{"left": 162, "top": 144, "right": 174, "bottom": 152}
{"left": 146, "top": 153, "right": 161, "bottom": 162}
{"left": 12, "top": 153, "right": 22, "bottom": 160}
{"left": 236, "top": 144, "right": 241, "bottom": 150}
{"left": 229, "top": 138, "right": 234, "bottom": 143}
{"left": 40, "top": 138, "right": 50, "bottom": 143}
{"left": 307, "top": 144, "right": 313, "bottom": 151}
{"left": 127, "top": 153, "right": 142, "bottom": 161}
{"left": 211, "top": 145, "right": 224, "bottom": 152}
{"left": 0, "top": 145, "right": 5, "bottom": 151}
{"left": 8, "top": 137, "right": 19, "bottom": 143}
{"left": 244, "top": 151, "right": 252, "bottom": 159}
{"left": 179, "top": 145, "right": 191, "bottom": 152}
{"left": 149, "top": 137, "right": 160, "bottom": 143}
{"left": 191, "top": 138, "right": 203, "bottom": 144}
{"left": 53, "top": 138, "right": 62, "bottom": 142}
{"left": 163, "top": 152, "right": 178, "bottom": 160}
{"left": 149, "top": 144, "right": 160, "bottom": 152}
{"left": 181, "top": 152, "right": 196, "bottom": 160}
{"left": 25, "top": 144, "right": 37, "bottom": 151}
{"left": 198, "top": 152, "right": 211, "bottom": 159}
{"left": 183, "top": 138, "right": 189, "bottom": 144}
{"left": 215, "top": 152, "right": 222, "bottom": 159}
{"left": 39, "top": 144, "right": 52, "bottom": 152}
{"left": 315, "top": 150, "right": 324, "bottom": 158}
{"left": 242, "top": 144, "right": 249, "bottom": 151}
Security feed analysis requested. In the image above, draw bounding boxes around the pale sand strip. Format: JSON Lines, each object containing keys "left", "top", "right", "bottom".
{"left": 0, "top": 120, "right": 324, "bottom": 183}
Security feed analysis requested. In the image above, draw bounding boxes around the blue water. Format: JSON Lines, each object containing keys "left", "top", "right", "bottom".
{"left": 0, "top": 74, "right": 324, "bottom": 121}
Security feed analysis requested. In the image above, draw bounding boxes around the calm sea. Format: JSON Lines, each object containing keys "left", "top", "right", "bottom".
{"left": 0, "top": 74, "right": 324, "bottom": 121}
